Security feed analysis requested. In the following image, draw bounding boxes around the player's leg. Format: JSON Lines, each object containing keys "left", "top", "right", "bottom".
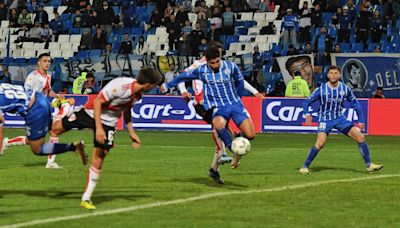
{"left": 299, "top": 132, "right": 327, "bottom": 174}
{"left": 346, "top": 126, "right": 383, "bottom": 172}
{"left": 81, "top": 125, "right": 115, "bottom": 209}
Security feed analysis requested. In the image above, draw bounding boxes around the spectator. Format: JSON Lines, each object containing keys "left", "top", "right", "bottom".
{"left": 18, "top": 8, "right": 33, "bottom": 27}
{"left": 338, "top": 5, "right": 352, "bottom": 43}
{"left": 252, "top": 45, "right": 264, "bottom": 88}
{"left": 98, "top": 0, "right": 114, "bottom": 34}
{"left": 356, "top": 6, "right": 371, "bottom": 48}
{"left": 181, "top": 20, "right": 193, "bottom": 36}
{"left": 285, "top": 71, "right": 310, "bottom": 97}
{"left": 119, "top": 33, "right": 133, "bottom": 54}
{"left": 190, "top": 22, "right": 205, "bottom": 56}
{"left": 372, "top": 86, "right": 385, "bottom": 98}
{"left": 282, "top": 8, "right": 298, "bottom": 47}
{"left": 370, "top": 10, "right": 383, "bottom": 43}
{"left": 28, "top": 21, "right": 43, "bottom": 42}
{"left": 0, "top": 65, "right": 12, "bottom": 84}
{"left": 287, "top": 44, "right": 300, "bottom": 56}
{"left": 121, "top": 0, "right": 137, "bottom": 28}
{"left": 298, "top": 1, "right": 312, "bottom": 44}
{"left": 175, "top": 4, "right": 189, "bottom": 27}
{"left": 81, "top": 4, "right": 95, "bottom": 28}
{"left": 50, "top": 12, "right": 63, "bottom": 38}
{"left": 41, "top": 23, "right": 53, "bottom": 47}
{"left": 73, "top": 9, "right": 82, "bottom": 28}
{"left": 92, "top": 27, "right": 107, "bottom": 49}
{"left": 81, "top": 72, "right": 100, "bottom": 94}
{"left": 207, "top": 23, "right": 222, "bottom": 42}
{"left": 314, "top": 26, "right": 333, "bottom": 65}
{"left": 260, "top": 21, "right": 276, "bottom": 35}
{"left": 34, "top": 4, "right": 48, "bottom": 26}
{"left": 221, "top": 6, "right": 235, "bottom": 35}
{"left": 134, "top": 35, "right": 148, "bottom": 55}
{"left": 0, "top": 2, "right": 6, "bottom": 21}
{"left": 8, "top": 8, "right": 20, "bottom": 28}
{"left": 79, "top": 29, "right": 93, "bottom": 50}
{"left": 311, "top": 3, "right": 322, "bottom": 27}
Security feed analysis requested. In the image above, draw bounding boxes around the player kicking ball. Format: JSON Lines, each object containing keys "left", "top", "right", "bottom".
{"left": 300, "top": 66, "right": 382, "bottom": 174}
{"left": 0, "top": 83, "right": 88, "bottom": 164}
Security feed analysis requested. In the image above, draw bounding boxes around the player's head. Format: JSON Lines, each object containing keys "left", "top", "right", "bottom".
{"left": 347, "top": 62, "right": 361, "bottom": 83}
{"left": 136, "top": 67, "right": 162, "bottom": 91}
{"left": 205, "top": 45, "right": 221, "bottom": 72}
{"left": 285, "top": 55, "right": 313, "bottom": 86}
{"left": 327, "top": 65, "right": 341, "bottom": 83}
{"left": 38, "top": 52, "right": 51, "bottom": 72}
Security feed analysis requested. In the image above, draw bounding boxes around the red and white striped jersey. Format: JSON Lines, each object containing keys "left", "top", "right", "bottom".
{"left": 84, "top": 77, "right": 142, "bottom": 127}
{"left": 24, "top": 69, "right": 51, "bottom": 96}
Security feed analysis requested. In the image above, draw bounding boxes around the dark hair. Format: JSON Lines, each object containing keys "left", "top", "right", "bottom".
{"left": 38, "top": 52, "right": 51, "bottom": 59}
{"left": 205, "top": 45, "right": 220, "bottom": 61}
{"left": 136, "top": 67, "right": 162, "bottom": 85}
{"left": 285, "top": 55, "right": 311, "bottom": 74}
{"left": 328, "top": 65, "right": 341, "bottom": 73}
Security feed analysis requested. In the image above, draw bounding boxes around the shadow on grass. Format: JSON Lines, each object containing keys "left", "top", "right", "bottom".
{"left": 171, "top": 177, "right": 248, "bottom": 189}
{"left": 299, "top": 166, "right": 366, "bottom": 174}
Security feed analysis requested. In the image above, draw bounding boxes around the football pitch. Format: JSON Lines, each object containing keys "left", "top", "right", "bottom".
{"left": 0, "top": 129, "right": 399, "bottom": 227}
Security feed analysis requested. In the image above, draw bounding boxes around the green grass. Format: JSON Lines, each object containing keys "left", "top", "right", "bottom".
{"left": 0, "top": 129, "right": 399, "bottom": 227}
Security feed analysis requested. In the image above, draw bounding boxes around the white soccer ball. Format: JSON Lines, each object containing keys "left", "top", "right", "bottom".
{"left": 231, "top": 137, "right": 251, "bottom": 155}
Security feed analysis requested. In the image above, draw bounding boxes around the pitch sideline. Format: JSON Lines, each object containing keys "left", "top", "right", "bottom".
{"left": 2, "top": 174, "right": 399, "bottom": 228}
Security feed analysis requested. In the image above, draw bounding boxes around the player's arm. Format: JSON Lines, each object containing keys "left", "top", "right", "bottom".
{"left": 161, "top": 69, "right": 200, "bottom": 93}
{"left": 123, "top": 107, "right": 140, "bottom": 149}
{"left": 302, "top": 87, "right": 321, "bottom": 124}
{"left": 93, "top": 93, "right": 108, "bottom": 144}
{"left": 232, "top": 62, "right": 244, "bottom": 96}
{"left": 346, "top": 87, "right": 365, "bottom": 129}
{"left": 244, "top": 80, "right": 264, "bottom": 98}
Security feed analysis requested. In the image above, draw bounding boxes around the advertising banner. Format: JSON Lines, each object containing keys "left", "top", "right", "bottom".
{"left": 262, "top": 98, "right": 369, "bottom": 133}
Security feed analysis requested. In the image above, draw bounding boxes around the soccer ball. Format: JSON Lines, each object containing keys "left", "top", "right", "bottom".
{"left": 231, "top": 137, "right": 251, "bottom": 155}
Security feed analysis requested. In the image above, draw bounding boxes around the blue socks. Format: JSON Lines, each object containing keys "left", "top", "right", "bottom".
{"left": 38, "top": 143, "right": 76, "bottom": 156}
{"left": 217, "top": 128, "right": 233, "bottom": 151}
{"left": 358, "top": 141, "right": 371, "bottom": 167}
{"left": 303, "top": 146, "right": 319, "bottom": 168}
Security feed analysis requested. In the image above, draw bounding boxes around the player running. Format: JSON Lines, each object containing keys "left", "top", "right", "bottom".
{"left": 162, "top": 46, "right": 256, "bottom": 183}
{"left": 50, "top": 67, "right": 162, "bottom": 210}
{"left": 2, "top": 53, "right": 73, "bottom": 169}
{"left": 300, "top": 66, "right": 382, "bottom": 174}
{"left": 176, "top": 42, "right": 264, "bottom": 184}
{"left": 0, "top": 83, "right": 87, "bottom": 163}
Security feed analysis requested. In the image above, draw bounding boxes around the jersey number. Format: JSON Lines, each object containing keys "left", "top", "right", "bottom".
{"left": 0, "top": 84, "right": 28, "bottom": 100}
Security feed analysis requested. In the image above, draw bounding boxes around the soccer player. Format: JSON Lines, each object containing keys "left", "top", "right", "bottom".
{"left": 177, "top": 42, "right": 264, "bottom": 184}
{"left": 299, "top": 66, "right": 383, "bottom": 174}
{"left": 0, "top": 83, "right": 87, "bottom": 163}
{"left": 162, "top": 46, "right": 256, "bottom": 182}
{"left": 50, "top": 67, "right": 162, "bottom": 210}
{"left": 2, "top": 53, "right": 72, "bottom": 169}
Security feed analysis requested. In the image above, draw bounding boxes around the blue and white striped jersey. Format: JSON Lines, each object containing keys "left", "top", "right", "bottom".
{"left": 166, "top": 60, "right": 245, "bottom": 110}
{"left": 303, "top": 81, "right": 365, "bottom": 122}
{"left": 0, "top": 83, "right": 33, "bottom": 117}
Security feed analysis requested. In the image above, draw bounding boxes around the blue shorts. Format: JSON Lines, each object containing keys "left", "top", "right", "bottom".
{"left": 25, "top": 92, "right": 52, "bottom": 140}
{"left": 212, "top": 102, "right": 250, "bottom": 126}
{"left": 317, "top": 116, "right": 354, "bottom": 135}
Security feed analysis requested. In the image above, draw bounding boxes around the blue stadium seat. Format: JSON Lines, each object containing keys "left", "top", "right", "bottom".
{"left": 77, "top": 50, "right": 89, "bottom": 58}
{"left": 351, "top": 43, "right": 364, "bottom": 52}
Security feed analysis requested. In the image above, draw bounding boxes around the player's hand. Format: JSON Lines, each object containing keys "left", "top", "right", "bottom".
{"left": 95, "top": 128, "right": 106, "bottom": 144}
{"left": 130, "top": 132, "right": 141, "bottom": 149}
{"left": 305, "top": 115, "right": 313, "bottom": 125}
{"left": 358, "top": 123, "right": 365, "bottom": 131}
{"left": 254, "top": 92, "right": 265, "bottom": 99}
{"left": 182, "top": 92, "right": 192, "bottom": 102}
{"left": 160, "top": 83, "right": 167, "bottom": 93}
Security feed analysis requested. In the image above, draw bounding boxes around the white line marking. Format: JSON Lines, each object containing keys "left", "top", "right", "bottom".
{"left": 2, "top": 174, "right": 399, "bottom": 228}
